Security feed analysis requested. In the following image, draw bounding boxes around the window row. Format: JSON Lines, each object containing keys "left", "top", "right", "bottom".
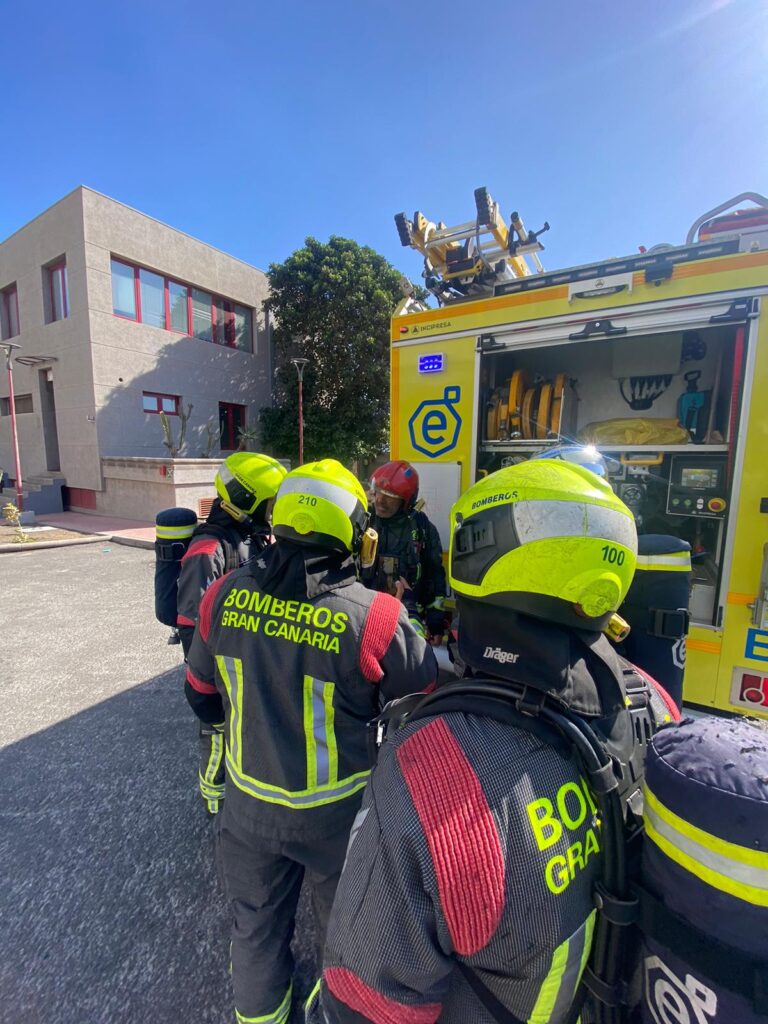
{"left": 0, "top": 387, "right": 245, "bottom": 449}
{"left": 143, "top": 392, "right": 245, "bottom": 449}
{"left": 1, "top": 260, "right": 69, "bottom": 341}
{"left": 0, "top": 393, "right": 33, "bottom": 415}
{"left": 111, "top": 259, "right": 253, "bottom": 352}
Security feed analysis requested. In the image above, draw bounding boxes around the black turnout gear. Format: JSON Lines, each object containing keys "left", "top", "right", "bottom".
{"left": 362, "top": 507, "right": 448, "bottom": 629}
{"left": 185, "top": 540, "right": 437, "bottom": 1023}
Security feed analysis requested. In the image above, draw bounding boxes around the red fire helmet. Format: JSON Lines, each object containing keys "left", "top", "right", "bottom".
{"left": 370, "top": 460, "right": 419, "bottom": 509}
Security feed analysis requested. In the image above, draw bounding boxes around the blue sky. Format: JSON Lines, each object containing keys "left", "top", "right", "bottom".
{"left": 1, "top": 0, "right": 766, "bottom": 282}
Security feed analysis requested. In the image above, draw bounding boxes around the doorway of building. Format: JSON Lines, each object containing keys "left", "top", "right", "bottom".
{"left": 219, "top": 401, "right": 246, "bottom": 451}
{"left": 39, "top": 368, "right": 61, "bottom": 472}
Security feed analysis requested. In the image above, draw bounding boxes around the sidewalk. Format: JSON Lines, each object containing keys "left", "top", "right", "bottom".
{"left": 37, "top": 511, "right": 155, "bottom": 548}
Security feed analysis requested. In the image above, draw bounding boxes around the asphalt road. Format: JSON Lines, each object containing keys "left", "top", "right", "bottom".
{"left": 0, "top": 543, "right": 316, "bottom": 1024}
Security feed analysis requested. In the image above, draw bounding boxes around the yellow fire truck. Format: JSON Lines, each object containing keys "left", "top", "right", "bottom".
{"left": 389, "top": 189, "right": 768, "bottom": 718}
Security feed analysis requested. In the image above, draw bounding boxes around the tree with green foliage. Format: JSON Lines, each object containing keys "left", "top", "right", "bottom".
{"left": 260, "top": 236, "right": 411, "bottom": 467}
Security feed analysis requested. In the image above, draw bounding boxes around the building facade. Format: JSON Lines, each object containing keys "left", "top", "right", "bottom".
{"left": 0, "top": 187, "right": 272, "bottom": 513}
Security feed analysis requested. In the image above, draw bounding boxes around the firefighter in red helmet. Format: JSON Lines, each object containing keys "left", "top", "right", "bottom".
{"left": 362, "top": 460, "right": 449, "bottom": 642}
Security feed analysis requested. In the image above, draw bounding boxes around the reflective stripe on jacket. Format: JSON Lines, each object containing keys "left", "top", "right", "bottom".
{"left": 185, "top": 543, "right": 437, "bottom": 838}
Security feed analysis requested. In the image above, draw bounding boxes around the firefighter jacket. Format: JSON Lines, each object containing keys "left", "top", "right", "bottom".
{"left": 361, "top": 508, "right": 447, "bottom": 615}
{"left": 177, "top": 500, "right": 267, "bottom": 657}
{"left": 308, "top": 614, "right": 657, "bottom": 1024}
{"left": 185, "top": 541, "right": 438, "bottom": 840}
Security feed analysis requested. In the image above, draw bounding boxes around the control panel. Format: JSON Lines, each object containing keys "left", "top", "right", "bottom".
{"left": 666, "top": 454, "right": 728, "bottom": 518}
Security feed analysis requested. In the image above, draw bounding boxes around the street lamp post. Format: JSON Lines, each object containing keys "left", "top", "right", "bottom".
{"left": 2, "top": 341, "right": 23, "bottom": 512}
{"left": 291, "top": 358, "right": 309, "bottom": 466}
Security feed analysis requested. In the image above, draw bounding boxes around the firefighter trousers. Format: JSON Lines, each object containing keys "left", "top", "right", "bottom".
{"left": 217, "top": 809, "right": 352, "bottom": 1024}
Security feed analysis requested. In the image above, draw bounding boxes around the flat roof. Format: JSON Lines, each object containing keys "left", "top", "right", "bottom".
{"left": 0, "top": 185, "right": 266, "bottom": 274}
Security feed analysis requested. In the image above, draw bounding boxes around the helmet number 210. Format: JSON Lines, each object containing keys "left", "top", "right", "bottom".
{"left": 299, "top": 495, "right": 318, "bottom": 507}
{"left": 601, "top": 545, "right": 625, "bottom": 566}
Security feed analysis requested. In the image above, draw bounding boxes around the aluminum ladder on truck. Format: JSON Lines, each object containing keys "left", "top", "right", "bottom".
{"left": 394, "top": 186, "right": 549, "bottom": 302}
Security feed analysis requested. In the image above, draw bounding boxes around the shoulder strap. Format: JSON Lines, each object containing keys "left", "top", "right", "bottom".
{"left": 221, "top": 528, "right": 245, "bottom": 572}
{"left": 412, "top": 509, "right": 429, "bottom": 545}
{"left": 630, "top": 662, "right": 681, "bottom": 723}
{"left": 404, "top": 686, "right": 569, "bottom": 755}
{"left": 377, "top": 678, "right": 638, "bottom": 1024}
{"left": 456, "top": 962, "right": 526, "bottom": 1024}
{"left": 194, "top": 523, "right": 243, "bottom": 572}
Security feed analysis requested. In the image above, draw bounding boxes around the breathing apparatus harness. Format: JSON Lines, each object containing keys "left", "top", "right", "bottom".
{"left": 202, "top": 500, "right": 268, "bottom": 565}
{"left": 365, "top": 508, "right": 429, "bottom": 595}
{"left": 154, "top": 502, "right": 260, "bottom": 638}
{"left": 369, "top": 640, "right": 660, "bottom": 1024}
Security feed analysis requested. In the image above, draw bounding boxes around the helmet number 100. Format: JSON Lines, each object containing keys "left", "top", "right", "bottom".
{"left": 601, "top": 545, "right": 625, "bottom": 566}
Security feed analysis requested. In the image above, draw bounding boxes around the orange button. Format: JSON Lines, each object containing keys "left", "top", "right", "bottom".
{"left": 708, "top": 497, "right": 726, "bottom": 512}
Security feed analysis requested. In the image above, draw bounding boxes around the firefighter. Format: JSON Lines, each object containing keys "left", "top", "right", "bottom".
{"left": 177, "top": 451, "right": 287, "bottom": 814}
{"left": 184, "top": 458, "right": 437, "bottom": 1024}
{"left": 362, "top": 460, "right": 449, "bottom": 642}
{"left": 531, "top": 444, "right": 692, "bottom": 708}
{"left": 307, "top": 460, "right": 649, "bottom": 1024}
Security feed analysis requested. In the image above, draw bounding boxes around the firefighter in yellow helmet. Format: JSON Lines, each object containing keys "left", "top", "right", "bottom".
{"left": 177, "top": 451, "right": 287, "bottom": 814}
{"left": 308, "top": 461, "right": 679, "bottom": 1024}
{"left": 184, "top": 459, "right": 437, "bottom": 1024}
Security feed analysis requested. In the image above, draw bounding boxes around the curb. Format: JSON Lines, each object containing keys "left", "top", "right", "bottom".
{"left": 109, "top": 535, "right": 154, "bottom": 550}
{"left": 0, "top": 535, "right": 105, "bottom": 553}
{"left": 0, "top": 531, "right": 154, "bottom": 553}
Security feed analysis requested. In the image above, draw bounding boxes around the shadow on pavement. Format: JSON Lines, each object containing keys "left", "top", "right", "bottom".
{"left": 0, "top": 664, "right": 317, "bottom": 1024}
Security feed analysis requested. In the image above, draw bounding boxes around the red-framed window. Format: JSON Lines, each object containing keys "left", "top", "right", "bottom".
{"left": 142, "top": 391, "right": 180, "bottom": 415}
{"left": 110, "top": 257, "right": 253, "bottom": 351}
{"left": 45, "top": 259, "right": 68, "bottom": 323}
{"left": 219, "top": 401, "right": 246, "bottom": 450}
{"left": 111, "top": 259, "right": 138, "bottom": 320}
{"left": 0, "top": 283, "right": 19, "bottom": 340}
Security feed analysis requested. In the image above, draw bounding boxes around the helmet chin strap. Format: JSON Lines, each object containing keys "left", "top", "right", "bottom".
{"left": 221, "top": 499, "right": 254, "bottom": 530}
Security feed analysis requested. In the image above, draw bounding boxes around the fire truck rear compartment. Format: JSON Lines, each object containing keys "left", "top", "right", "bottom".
{"left": 477, "top": 322, "right": 746, "bottom": 627}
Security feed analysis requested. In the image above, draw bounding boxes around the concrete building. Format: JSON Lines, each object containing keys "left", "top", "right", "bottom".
{"left": 0, "top": 187, "right": 272, "bottom": 516}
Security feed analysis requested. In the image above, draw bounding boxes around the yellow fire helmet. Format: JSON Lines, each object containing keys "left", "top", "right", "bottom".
{"left": 272, "top": 459, "right": 370, "bottom": 554}
{"left": 449, "top": 460, "right": 638, "bottom": 630}
{"left": 215, "top": 452, "right": 288, "bottom": 521}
